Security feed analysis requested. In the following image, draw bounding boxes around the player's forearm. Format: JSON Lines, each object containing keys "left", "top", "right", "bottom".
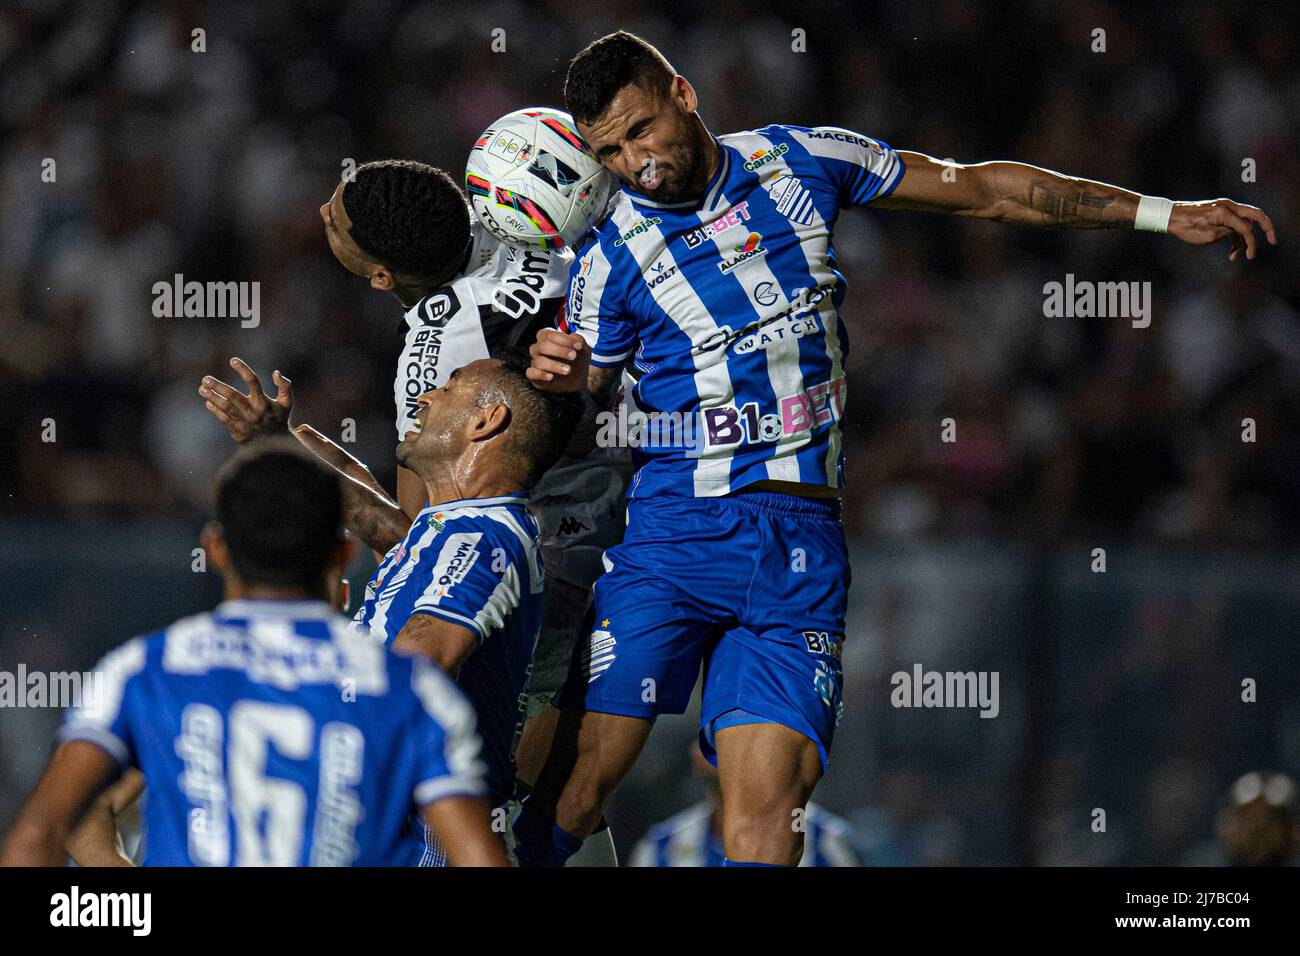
{"left": 340, "top": 475, "right": 410, "bottom": 554}
{"left": 1, "top": 816, "right": 70, "bottom": 866}
{"left": 968, "top": 161, "right": 1140, "bottom": 229}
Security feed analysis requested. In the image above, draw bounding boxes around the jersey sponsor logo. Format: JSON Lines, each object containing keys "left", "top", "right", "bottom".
{"left": 682, "top": 201, "right": 751, "bottom": 249}
{"left": 808, "top": 129, "right": 883, "bottom": 153}
{"left": 690, "top": 283, "right": 833, "bottom": 356}
{"left": 566, "top": 257, "right": 591, "bottom": 326}
{"left": 742, "top": 142, "right": 789, "bottom": 172}
{"left": 432, "top": 537, "right": 480, "bottom": 601}
{"left": 754, "top": 281, "right": 780, "bottom": 306}
{"left": 701, "top": 376, "right": 847, "bottom": 449}
{"left": 766, "top": 175, "right": 815, "bottom": 226}
{"left": 802, "top": 630, "right": 843, "bottom": 662}
{"left": 645, "top": 260, "right": 679, "bottom": 289}
{"left": 716, "top": 232, "right": 767, "bottom": 273}
{"left": 492, "top": 247, "right": 552, "bottom": 318}
{"left": 421, "top": 288, "right": 462, "bottom": 327}
{"left": 733, "top": 309, "right": 821, "bottom": 354}
{"left": 613, "top": 216, "right": 662, "bottom": 246}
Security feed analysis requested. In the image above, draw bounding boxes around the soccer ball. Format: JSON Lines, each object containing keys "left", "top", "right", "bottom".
{"left": 466, "top": 107, "right": 614, "bottom": 251}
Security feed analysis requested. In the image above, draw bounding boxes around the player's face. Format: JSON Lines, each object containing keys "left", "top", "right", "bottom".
{"left": 579, "top": 78, "right": 709, "bottom": 205}
{"left": 396, "top": 361, "right": 494, "bottom": 470}
{"left": 320, "top": 181, "right": 374, "bottom": 277}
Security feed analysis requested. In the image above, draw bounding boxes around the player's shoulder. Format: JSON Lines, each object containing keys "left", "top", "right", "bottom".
{"left": 582, "top": 193, "right": 649, "bottom": 255}
{"left": 423, "top": 497, "right": 538, "bottom": 545}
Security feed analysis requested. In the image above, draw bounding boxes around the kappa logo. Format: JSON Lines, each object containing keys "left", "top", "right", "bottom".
{"left": 766, "top": 175, "right": 815, "bottom": 226}
{"left": 556, "top": 516, "right": 591, "bottom": 536}
{"left": 584, "top": 627, "right": 617, "bottom": 683}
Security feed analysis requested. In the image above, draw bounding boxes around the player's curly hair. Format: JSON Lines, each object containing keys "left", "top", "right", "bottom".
{"left": 564, "top": 31, "right": 676, "bottom": 125}
{"left": 343, "top": 159, "right": 471, "bottom": 283}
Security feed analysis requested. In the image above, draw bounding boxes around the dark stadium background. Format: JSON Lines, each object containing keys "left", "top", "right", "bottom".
{"left": 1, "top": 0, "right": 1297, "bottom": 865}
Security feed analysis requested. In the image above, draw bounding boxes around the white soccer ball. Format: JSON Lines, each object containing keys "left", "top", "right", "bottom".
{"left": 466, "top": 107, "right": 614, "bottom": 251}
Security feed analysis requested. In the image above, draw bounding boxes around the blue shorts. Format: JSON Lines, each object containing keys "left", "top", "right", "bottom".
{"left": 562, "top": 490, "right": 848, "bottom": 769}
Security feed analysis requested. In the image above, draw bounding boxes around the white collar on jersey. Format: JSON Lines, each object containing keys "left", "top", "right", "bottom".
{"left": 626, "top": 135, "right": 731, "bottom": 212}
{"left": 417, "top": 493, "right": 528, "bottom": 516}
{"left": 214, "top": 599, "right": 338, "bottom": 619}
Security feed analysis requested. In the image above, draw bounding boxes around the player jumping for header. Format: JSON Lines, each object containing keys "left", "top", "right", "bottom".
{"left": 518, "top": 31, "right": 1278, "bottom": 866}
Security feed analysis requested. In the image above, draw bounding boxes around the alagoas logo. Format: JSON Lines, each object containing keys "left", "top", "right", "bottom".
{"left": 614, "top": 217, "right": 662, "bottom": 246}
{"left": 716, "top": 232, "right": 767, "bottom": 273}
{"left": 742, "top": 142, "right": 789, "bottom": 172}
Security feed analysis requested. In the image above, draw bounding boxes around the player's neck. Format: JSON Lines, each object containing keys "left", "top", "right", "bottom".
{"left": 421, "top": 468, "right": 523, "bottom": 509}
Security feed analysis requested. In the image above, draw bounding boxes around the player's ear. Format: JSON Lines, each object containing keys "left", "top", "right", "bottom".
{"left": 672, "top": 75, "right": 697, "bottom": 114}
{"left": 200, "top": 522, "right": 232, "bottom": 577}
{"left": 369, "top": 266, "right": 396, "bottom": 294}
{"left": 470, "top": 402, "right": 510, "bottom": 442}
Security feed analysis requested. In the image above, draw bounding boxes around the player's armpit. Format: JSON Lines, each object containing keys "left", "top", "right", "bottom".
{"left": 65, "top": 768, "right": 145, "bottom": 867}
{"left": 0, "top": 741, "right": 122, "bottom": 867}
{"left": 419, "top": 796, "right": 509, "bottom": 867}
{"left": 393, "top": 613, "right": 478, "bottom": 677}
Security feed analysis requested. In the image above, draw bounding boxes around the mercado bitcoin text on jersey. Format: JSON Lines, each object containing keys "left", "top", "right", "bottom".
{"left": 394, "top": 218, "right": 571, "bottom": 439}
{"left": 559, "top": 124, "right": 905, "bottom": 499}
{"left": 58, "top": 600, "right": 487, "bottom": 866}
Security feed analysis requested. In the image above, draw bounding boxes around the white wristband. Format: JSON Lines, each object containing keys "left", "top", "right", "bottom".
{"left": 1135, "top": 196, "right": 1174, "bottom": 233}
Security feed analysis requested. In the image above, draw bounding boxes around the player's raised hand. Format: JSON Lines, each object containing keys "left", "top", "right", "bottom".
{"left": 527, "top": 328, "right": 590, "bottom": 393}
{"left": 199, "top": 357, "right": 294, "bottom": 444}
{"left": 1167, "top": 199, "right": 1278, "bottom": 262}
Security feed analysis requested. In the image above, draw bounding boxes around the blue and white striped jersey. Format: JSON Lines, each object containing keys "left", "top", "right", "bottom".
{"left": 351, "top": 494, "right": 544, "bottom": 804}
{"left": 560, "top": 124, "right": 905, "bottom": 498}
{"left": 629, "top": 800, "right": 860, "bottom": 867}
{"left": 59, "top": 599, "right": 487, "bottom": 867}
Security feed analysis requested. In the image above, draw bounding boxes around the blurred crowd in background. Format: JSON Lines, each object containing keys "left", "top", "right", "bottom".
{"left": 1, "top": 0, "right": 1297, "bottom": 864}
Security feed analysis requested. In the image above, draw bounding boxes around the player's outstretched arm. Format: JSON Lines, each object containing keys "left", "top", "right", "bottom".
{"left": 65, "top": 768, "right": 145, "bottom": 867}
{"left": 291, "top": 424, "right": 411, "bottom": 555}
{"left": 0, "top": 742, "right": 122, "bottom": 867}
{"left": 199, "top": 357, "right": 294, "bottom": 443}
{"left": 876, "top": 151, "right": 1278, "bottom": 261}
{"left": 420, "top": 796, "right": 509, "bottom": 867}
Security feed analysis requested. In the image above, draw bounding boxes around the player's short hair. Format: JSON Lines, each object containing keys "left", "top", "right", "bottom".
{"left": 564, "top": 31, "right": 676, "bottom": 125}
{"left": 343, "top": 160, "right": 471, "bottom": 283}
{"left": 477, "top": 348, "right": 584, "bottom": 488}
{"left": 214, "top": 442, "right": 345, "bottom": 591}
